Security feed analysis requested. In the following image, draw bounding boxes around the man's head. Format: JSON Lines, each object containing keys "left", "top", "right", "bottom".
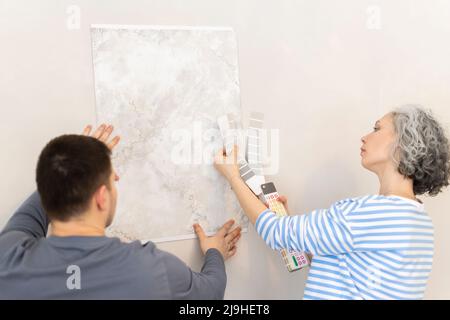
{"left": 36, "top": 134, "right": 119, "bottom": 227}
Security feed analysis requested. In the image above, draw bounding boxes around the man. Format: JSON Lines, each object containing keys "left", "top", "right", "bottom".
{"left": 0, "top": 124, "right": 241, "bottom": 299}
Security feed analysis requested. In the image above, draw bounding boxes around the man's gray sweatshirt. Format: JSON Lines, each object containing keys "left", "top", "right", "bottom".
{"left": 0, "top": 192, "right": 226, "bottom": 299}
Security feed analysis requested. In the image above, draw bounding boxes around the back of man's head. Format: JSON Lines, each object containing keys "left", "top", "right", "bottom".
{"left": 36, "top": 134, "right": 112, "bottom": 221}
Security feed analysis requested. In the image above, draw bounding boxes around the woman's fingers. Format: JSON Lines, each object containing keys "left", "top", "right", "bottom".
{"left": 215, "top": 145, "right": 239, "bottom": 166}
{"left": 214, "top": 147, "right": 226, "bottom": 165}
{"left": 231, "top": 144, "right": 239, "bottom": 163}
{"left": 277, "top": 195, "right": 290, "bottom": 214}
{"left": 277, "top": 195, "right": 288, "bottom": 204}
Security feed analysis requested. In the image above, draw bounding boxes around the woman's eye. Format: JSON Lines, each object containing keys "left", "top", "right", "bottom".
{"left": 373, "top": 127, "right": 379, "bottom": 132}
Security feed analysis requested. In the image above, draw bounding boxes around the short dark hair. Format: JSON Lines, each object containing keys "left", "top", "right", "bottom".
{"left": 36, "top": 134, "right": 112, "bottom": 221}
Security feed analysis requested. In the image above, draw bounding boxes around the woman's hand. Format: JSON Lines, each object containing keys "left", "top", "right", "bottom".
{"left": 277, "top": 195, "right": 290, "bottom": 214}
{"left": 82, "top": 124, "right": 120, "bottom": 150}
{"left": 214, "top": 145, "right": 241, "bottom": 182}
{"left": 263, "top": 195, "right": 290, "bottom": 214}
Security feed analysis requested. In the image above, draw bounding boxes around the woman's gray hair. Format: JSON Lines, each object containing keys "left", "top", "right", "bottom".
{"left": 391, "top": 104, "right": 450, "bottom": 196}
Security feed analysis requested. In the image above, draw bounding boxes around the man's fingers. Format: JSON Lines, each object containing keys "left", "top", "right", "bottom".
{"left": 218, "top": 219, "right": 235, "bottom": 236}
{"left": 193, "top": 223, "right": 206, "bottom": 241}
{"left": 228, "top": 226, "right": 241, "bottom": 239}
{"left": 228, "top": 233, "right": 241, "bottom": 248}
{"left": 107, "top": 135, "right": 121, "bottom": 150}
{"left": 82, "top": 125, "right": 92, "bottom": 136}
{"left": 224, "top": 226, "right": 241, "bottom": 242}
{"left": 91, "top": 124, "right": 106, "bottom": 139}
{"left": 98, "top": 125, "right": 113, "bottom": 142}
{"left": 228, "top": 246, "right": 237, "bottom": 258}
{"left": 82, "top": 123, "right": 120, "bottom": 150}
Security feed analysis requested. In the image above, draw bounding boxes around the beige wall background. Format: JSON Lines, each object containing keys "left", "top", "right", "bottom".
{"left": 1, "top": 0, "right": 449, "bottom": 299}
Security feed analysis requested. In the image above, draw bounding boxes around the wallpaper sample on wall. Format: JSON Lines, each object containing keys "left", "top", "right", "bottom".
{"left": 91, "top": 25, "right": 247, "bottom": 243}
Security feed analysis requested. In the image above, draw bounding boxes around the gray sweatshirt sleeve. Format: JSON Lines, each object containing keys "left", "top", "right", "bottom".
{"left": 162, "top": 248, "right": 227, "bottom": 300}
{"left": 0, "top": 191, "right": 49, "bottom": 238}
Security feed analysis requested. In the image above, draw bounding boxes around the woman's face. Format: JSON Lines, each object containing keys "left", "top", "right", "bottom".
{"left": 360, "top": 113, "right": 397, "bottom": 173}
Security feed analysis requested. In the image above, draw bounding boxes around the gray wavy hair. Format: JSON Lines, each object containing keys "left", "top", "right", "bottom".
{"left": 391, "top": 104, "right": 450, "bottom": 196}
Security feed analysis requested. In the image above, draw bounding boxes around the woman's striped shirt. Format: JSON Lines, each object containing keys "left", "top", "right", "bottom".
{"left": 255, "top": 194, "right": 434, "bottom": 300}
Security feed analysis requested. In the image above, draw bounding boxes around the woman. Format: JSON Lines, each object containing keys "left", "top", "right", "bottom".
{"left": 213, "top": 104, "right": 450, "bottom": 299}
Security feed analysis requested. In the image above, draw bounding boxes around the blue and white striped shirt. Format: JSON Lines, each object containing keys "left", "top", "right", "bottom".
{"left": 255, "top": 194, "right": 434, "bottom": 300}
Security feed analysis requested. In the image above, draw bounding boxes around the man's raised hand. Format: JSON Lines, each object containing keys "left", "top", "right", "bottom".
{"left": 82, "top": 124, "right": 120, "bottom": 150}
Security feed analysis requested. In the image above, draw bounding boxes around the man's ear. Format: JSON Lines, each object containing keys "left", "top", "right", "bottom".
{"left": 94, "top": 185, "right": 108, "bottom": 211}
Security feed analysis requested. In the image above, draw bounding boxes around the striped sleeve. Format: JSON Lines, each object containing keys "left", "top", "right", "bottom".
{"left": 254, "top": 195, "right": 433, "bottom": 255}
{"left": 255, "top": 197, "right": 360, "bottom": 255}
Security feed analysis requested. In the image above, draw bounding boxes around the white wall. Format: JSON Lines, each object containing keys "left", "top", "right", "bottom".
{"left": 1, "top": 0, "right": 449, "bottom": 299}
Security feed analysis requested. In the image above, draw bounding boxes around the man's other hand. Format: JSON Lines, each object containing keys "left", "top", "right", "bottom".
{"left": 193, "top": 220, "right": 241, "bottom": 260}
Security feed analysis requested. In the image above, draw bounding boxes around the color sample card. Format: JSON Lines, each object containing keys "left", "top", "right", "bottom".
{"left": 217, "top": 113, "right": 263, "bottom": 195}
{"left": 247, "top": 112, "right": 265, "bottom": 177}
{"left": 261, "top": 182, "right": 310, "bottom": 272}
